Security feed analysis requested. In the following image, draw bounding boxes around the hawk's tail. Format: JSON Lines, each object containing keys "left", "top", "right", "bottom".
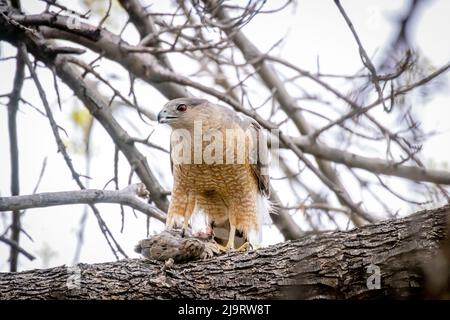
{"left": 247, "top": 192, "right": 273, "bottom": 248}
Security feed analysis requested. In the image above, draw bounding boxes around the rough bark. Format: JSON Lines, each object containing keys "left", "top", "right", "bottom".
{"left": 0, "top": 205, "right": 448, "bottom": 300}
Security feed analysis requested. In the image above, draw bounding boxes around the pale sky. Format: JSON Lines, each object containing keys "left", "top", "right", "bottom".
{"left": 1, "top": 0, "right": 449, "bottom": 272}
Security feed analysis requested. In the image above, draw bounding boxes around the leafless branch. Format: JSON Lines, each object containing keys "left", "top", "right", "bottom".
{"left": 0, "top": 183, "right": 166, "bottom": 223}
{"left": 7, "top": 48, "right": 25, "bottom": 272}
{"left": 0, "top": 235, "right": 35, "bottom": 261}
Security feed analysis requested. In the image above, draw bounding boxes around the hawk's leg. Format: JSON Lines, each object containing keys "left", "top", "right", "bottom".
{"left": 212, "top": 224, "right": 236, "bottom": 253}
{"left": 181, "top": 218, "right": 189, "bottom": 237}
{"left": 214, "top": 224, "right": 247, "bottom": 253}
{"left": 166, "top": 189, "right": 195, "bottom": 233}
{"left": 181, "top": 192, "right": 196, "bottom": 237}
{"left": 225, "top": 224, "right": 236, "bottom": 250}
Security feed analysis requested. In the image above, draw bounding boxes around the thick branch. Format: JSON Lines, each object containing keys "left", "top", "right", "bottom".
{"left": 288, "top": 136, "right": 450, "bottom": 185}
{"left": 0, "top": 205, "right": 448, "bottom": 299}
{"left": 0, "top": 184, "right": 166, "bottom": 222}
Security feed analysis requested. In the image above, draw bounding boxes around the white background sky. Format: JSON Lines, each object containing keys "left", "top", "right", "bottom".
{"left": 1, "top": 0, "right": 449, "bottom": 272}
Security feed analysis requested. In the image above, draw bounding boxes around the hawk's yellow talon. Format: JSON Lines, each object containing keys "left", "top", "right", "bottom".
{"left": 215, "top": 243, "right": 230, "bottom": 253}
{"left": 235, "top": 242, "right": 251, "bottom": 252}
{"left": 214, "top": 241, "right": 251, "bottom": 253}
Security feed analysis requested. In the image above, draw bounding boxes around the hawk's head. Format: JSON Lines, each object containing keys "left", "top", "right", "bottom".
{"left": 157, "top": 97, "right": 209, "bottom": 128}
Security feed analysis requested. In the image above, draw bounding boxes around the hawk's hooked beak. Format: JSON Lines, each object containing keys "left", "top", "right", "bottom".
{"left": 157, "top": 109, "right": 166, "bottom": 123}
{"left": 157, "top": 108, "right": 176, "bottom": 124}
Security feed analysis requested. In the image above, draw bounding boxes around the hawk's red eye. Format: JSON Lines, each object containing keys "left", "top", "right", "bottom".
{"left": 177, "top": 104, "right": 187, "bottom": 112}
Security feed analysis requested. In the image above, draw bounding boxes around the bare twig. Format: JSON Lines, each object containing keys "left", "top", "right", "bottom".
{"left": 7, "top": 50, "right": 25, "bottom": 272}
{"left": 98, "top": 0, "right": 112, "bottom": 28}
{"left": 0, "top": 235, "right": 36, "bottom": 261}
{"left": 32, "top": 157, "right": 48, "bottom": 194}
{"left": 39, "top": 0, "right": 91, "bottom": 18}
{"left": 334, "top": 0, "right": 388, "bottom": 112}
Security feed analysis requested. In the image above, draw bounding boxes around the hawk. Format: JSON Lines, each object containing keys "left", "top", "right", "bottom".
{"left": 157, "top": 97, "right": 270, "bottom": 251}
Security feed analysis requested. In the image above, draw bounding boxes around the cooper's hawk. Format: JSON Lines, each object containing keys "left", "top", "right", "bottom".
{"left": 157, "top": 97, "right": 270, "bottom": 251}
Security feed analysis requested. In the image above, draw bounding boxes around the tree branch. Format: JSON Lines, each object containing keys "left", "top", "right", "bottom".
{"left": 0, "top": 235, "right": 35, "bottom": 261}
{"left": 0, "top": 183, "right": 166, "bottom": 223}
{"left": 0, "top": 205, "right": 447, "bottom": 299}
{"left": 286, "top": 136, "right": 450, "bottom": 185}
{"left": 7, "top": 49, "right": 25, "bottom": 272}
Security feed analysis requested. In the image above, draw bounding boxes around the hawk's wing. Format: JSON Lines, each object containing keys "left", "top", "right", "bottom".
{"left": 218, "top": 104, "right": 270, "bottom": 197}
{"left": 170, "top": 141, "right": 174, "bottom": 174}
{"left": 248, "top": 120, "right": 270, "bottom": 197}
